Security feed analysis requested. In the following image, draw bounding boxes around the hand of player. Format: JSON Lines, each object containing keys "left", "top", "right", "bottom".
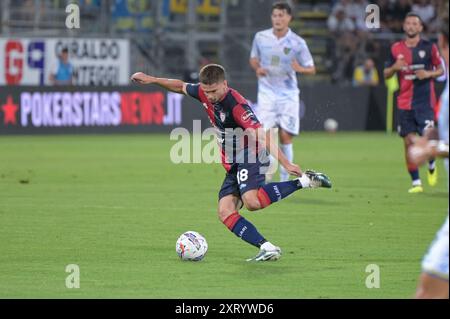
{"left": 415, "top": 70, "right": 431, "bottom": 80}
{"left": 131, "top": 72, "right": 153, "bottom": 84}
{"left": 256, "top": 67, "right": 268, "bottom": 77}
{"left": 291, "top": 60, "right": 304, "bottom": 73}
{"left": 283, "top": 163, "right": 303, "bottom": 177}
{"left": 393, "top": 56, "right": 408, "bottom": 72}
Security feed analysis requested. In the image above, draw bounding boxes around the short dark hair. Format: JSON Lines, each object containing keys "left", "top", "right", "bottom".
{"left": 272, "top": 2, "right": 292, "bottom": 15}
{"left": 199, "top": 64, "right": 226, "bottom": 85}
{"left": 61, "top": 47, "right": 69, "bottom": 54}
{"left": 405, "top": 12, "right": 424, "bottom": 25}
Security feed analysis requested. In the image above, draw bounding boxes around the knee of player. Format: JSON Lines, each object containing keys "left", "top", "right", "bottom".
{"left": 218, "top": 209, "right": 233, "bottom": 223}
{"left": 404, "top": 135, "right": 415, "bottom": 146}
{"left": 244, "top": 199, "right": 262, "bottom": 212}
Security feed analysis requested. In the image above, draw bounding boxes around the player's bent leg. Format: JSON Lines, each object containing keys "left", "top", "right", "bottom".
{"left": 251, "top": 173, "right": 332, "bottom": 210}
{"left": 221, "top": 188, "right": 281, "bottom": 261}
{"left": 219, "top": 195, "right": 270, "bottom": 253}
{"left": 218, "top": 194, "right": 242, "bottom": 225}
{"left": 415, "top": 273, "right": 449, "bottom": 299}
{"left": 241, "top": 190, "right": 263, "bottom": 212}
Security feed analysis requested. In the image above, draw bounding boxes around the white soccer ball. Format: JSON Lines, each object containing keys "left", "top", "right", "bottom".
{"left": 324, "top": 118, "right": 339, "bottom": 132}
{"left": 175, "top": 231, "right": 208, "bottom": 261}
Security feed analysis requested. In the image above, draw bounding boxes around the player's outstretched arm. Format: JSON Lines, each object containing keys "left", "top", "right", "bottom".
{"left": 131, "top": 72, "right": 188, "bottom": 95}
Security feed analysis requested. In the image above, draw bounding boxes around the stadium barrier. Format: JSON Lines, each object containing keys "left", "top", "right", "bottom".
{"left": 0, "top": 84, "right": 444, "bottom": 135}
{"left": 0, "top": 37, "right": 130, "bottom": 86}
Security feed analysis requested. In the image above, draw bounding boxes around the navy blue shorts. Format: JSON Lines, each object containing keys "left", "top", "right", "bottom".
{"left": 397, "top": 108, "right": 435, "bottom": 137}
{"left": 218, "top": 158, "right": 269, "bottom": 201}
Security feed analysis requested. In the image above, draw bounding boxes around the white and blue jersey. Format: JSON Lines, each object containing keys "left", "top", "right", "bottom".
{"left": 250, "top": 28, "right": 314, "bottom": 135}
{"left": 421, "top": 77, "right": 449, "bottom": 281}
{"left": 438, "top": 79, "right": 449, "bottom": 175}
{"left": 250, "top": 28, "right": 314, "bottom": 98}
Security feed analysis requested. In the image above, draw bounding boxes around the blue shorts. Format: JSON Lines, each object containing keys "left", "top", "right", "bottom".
{"left": 218, "top": 157, "right": 269, "bottom": 201}
{"left": 397, "top": 108, "right": 435, "bottom": 138}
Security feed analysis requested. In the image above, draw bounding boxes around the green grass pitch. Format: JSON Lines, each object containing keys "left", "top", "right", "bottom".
{"left": 0, "top": 132, "right": 447, "bottom": 298}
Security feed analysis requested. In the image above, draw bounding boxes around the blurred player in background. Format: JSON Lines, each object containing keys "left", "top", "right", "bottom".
{"left": 131, "top": 64, "right": 331, "bottom": 262}
{"left": 49, "top": 47, "right": 73, "bottom": 86}
{"left": 250, "top": 2, "right": 316, "bottom": 182}
{"left": 384, "top": 13, "right": 444, "bottom": 194}
{"left": 409, "top": 14, "right": 449, "bottom": 299}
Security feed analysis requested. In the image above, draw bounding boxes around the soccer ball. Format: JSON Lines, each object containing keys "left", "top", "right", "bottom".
{"left": 175, "top": 231, "right": 208, "bottom": 261}
{"left": 324, "top": 118, "right": 339, "bottom": 132}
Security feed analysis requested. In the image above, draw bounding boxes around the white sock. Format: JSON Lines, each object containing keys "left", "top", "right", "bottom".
{"left": 412, "top": 179, "right": 422, "bottom": 187}
{"left": 298, "top": 174, "right": 311, "bottom": 188}
{"left": 261, "top": 242, "right": 278, "bottom": 251}
{"left": 429, "top": 160, "right": 436, "bottom": 171}
{"left": 280, "top": 143, "right": 293, "bottom": 182}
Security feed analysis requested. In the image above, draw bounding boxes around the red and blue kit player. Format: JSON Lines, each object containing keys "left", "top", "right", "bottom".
{"left": 131, "top": 64, "right": 331, "bottom": 261}
{"left": 384, "top": 12, "right": 444, "bottom": 193}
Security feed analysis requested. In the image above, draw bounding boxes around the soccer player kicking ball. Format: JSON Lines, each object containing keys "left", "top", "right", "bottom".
{"left": 131, "top": 64, "right": 331, "bottom": 261}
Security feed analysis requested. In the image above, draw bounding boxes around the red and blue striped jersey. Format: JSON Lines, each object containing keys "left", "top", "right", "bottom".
{"left": 186, "top": 84, "right": 262, "bottom": 172}
{"left": 387, "top": 39, "right": 442, "bottom": 111}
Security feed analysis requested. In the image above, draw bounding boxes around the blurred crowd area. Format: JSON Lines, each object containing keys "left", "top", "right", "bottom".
{"left": 0, "top": 0, "right": 448, "bottom": 85}
{"left": 329, "top": 0, "right": 445, "bottom": 33}
{"left": 327, "top": 0, "right": 448, "bottom": 85}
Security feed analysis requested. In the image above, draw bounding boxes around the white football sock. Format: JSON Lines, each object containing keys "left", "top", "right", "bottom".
{"left": 412, "top": 179, "right": 422, "bottom": 187}
{"left": 261, "top": 242, "right": 278, "bottom": 251}
{"left": 280, "top": 143, "right": 293, "bottom": 182}
{"left": 429, "top": 160, "right": 436, "bottom": 171}
{"left": 298, "top": 174, "right": 311, "bottom": 188}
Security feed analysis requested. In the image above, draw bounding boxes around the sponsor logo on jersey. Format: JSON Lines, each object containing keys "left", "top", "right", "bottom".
{"left": 284, "top": 47, "right": 292, "bottom": 55}
{"left": 241, "top": 110, "right": 253, "bottom": 123}
{"left": 220, "top": 111, "right": 226, "bottom": 122}
{"left": 419, "top": 50, "right": 426, "bottom": 59}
